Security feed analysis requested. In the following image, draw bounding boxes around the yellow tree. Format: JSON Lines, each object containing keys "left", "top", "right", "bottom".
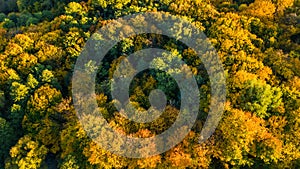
{"left": 23, "top": 84, "right": 62, "bottom": 153}
{"left": 5, "top": 135, "right": 48, "bottom": 169}
{"left": 208, "top": 13, "right": 263, "bottom": 56}
{"left": 243, "top": 0, "right": 276, "bottom": 19}
{"left": 273, "top": 0, "right": 294, "bottom": 16}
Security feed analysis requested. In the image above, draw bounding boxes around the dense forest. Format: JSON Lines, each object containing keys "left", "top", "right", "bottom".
{"left": 0, "top": 0, "right": 300, "bottom": 168}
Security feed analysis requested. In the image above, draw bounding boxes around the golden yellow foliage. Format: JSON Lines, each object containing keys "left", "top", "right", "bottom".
{"left": 243, "top": 0, "right": 276, "bottom": 19}
{"left": 166, "top": 145, "right": 192, "bottom": 168}
{"left": 274, "top": 0, "right": 294, "bottom": 16}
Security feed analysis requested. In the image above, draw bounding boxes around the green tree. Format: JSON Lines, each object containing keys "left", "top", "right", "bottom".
{"left": 236, "top": 78, "right": 282, "bottom": 118}
{"left": 0, "top": 90, "right": 5, "bottom": 109}
{"left": 0, "top": 117, "right": 16, "bottom": 167}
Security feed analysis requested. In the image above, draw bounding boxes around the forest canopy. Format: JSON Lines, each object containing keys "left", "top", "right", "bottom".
{"left": 0, "top": 0, "right": 300, "bottom": 168}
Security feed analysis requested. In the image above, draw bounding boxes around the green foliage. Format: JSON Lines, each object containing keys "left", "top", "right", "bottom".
{"left": 17, "top": 0, "right": 60, "bottom": 13}
{"left": 0, "top": 13, "right": 6, "bottom": 22}
{"left": 2, "top": 18, "right": 15, "bottom": 28}
{"left": 9, "top": 103, "right": 24, "bottom": 128}
{"left": 0, "top": 117, "right": 16, "bottom": 167}
{"left": 0, "top": 90, "right": 5, "bottom": 109}
{"left": 0, "top": 0, "right": 17, "bottom": 14}
{"left": 238, "top": 79, "right": 282, "bottom": 118}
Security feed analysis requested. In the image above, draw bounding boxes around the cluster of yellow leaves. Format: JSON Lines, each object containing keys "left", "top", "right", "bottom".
{"left": 83, "top": 141, "right": 128, "bottom": 168}
{"left": 168, "top": 0, "right": 218, "bottom": 22}
{"left": 209, "top": 13, "right": 263, "bottom": 55}
{"left": 10, "top": 34, "right": 34, "bottom": 52}
{"left": 274, "top": 0, "right": 294, "bottom": 16}
{"left": 243, "top": 0, "right": 276, "bottom": 19}
{"left": 6, "top": 135, "right": 48, "bottom": 169}
{"left": 166, "top": 145, "right": 192, "bottom": 168}
{"left": 22, "top": 85, "right": 62, "bottom": 153}
{"left": 12, "top": 53, "right": 38, "bottom": 74}
{"left": 36, "top": 42, "right": 64, "bottom": 63}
